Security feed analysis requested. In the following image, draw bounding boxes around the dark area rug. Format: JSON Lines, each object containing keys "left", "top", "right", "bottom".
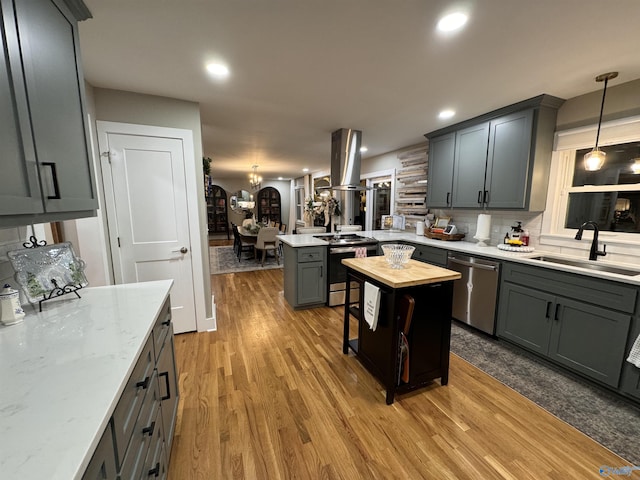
{"left": 450, "top": 321, "right": 640, "bottom": 465}
{"left": 209, "top": 245, "right": 283, "bottom": 274}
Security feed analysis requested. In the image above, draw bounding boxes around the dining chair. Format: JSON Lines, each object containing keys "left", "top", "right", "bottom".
{"left": 255, "top": 227, "right": 280, "bottom": 266}
{"left": 232, "top": 224, "right": 256, "bottom": 262}
{"left": 279, "top": 223, "right": 287, "bottom": 234}
{"left": 230, "top": 223, "right": 239, "bottom": 254}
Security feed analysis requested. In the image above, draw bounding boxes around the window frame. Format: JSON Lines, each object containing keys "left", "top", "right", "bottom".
{"left": 541, "top": 115, "right": 640, "bottom": 246}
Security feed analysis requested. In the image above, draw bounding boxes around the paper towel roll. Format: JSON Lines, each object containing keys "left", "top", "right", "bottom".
{"left": 475, "top": 214, "right": 491, "bottom": 240}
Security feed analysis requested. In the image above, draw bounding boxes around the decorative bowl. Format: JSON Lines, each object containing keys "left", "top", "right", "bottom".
{"left": 381, "top": 244, "right": 415, "bottom": 269}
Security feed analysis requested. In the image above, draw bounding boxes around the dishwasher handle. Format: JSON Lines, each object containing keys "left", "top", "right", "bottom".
{"left": 448, "top": 256, "right": 498, "bottom": 271}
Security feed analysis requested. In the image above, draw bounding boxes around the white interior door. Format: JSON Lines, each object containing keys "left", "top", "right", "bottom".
{"left": 98, "top": 129, "right": 197, "bottom": 333}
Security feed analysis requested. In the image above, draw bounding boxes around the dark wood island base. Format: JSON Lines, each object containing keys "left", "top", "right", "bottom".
{"left": 341, "top": 257, "right": 461, "bottom": 404}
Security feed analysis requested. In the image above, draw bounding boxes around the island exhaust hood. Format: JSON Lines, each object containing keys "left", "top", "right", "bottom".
{"left": 329, "top": 128, "right": 367, "bottom": 191}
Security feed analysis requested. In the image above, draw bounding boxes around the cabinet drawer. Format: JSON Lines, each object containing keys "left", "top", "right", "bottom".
{"left": 82, "top": 421, "right": 117, "bottom": 480}
{"left": 297, "top": 247, "right": 325, "bottom": 263}
{"left": 152, "top": 297, "right": 171, "bottom": 362}
{"left": 112, "top": 335, "right": 155, "bottom": 468}
{"left": 142, "top": 407, "right": 168, "bottom": 480}
{"left": 119, "top": 370, "right": 162, "bottom": 480}
{"left": 503, "top": 262, "right": 637, "bottom": 314}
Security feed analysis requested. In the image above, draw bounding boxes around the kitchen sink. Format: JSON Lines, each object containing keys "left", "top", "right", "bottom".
{"left": 529, "top": 255, "right": 640, "bottom": 276}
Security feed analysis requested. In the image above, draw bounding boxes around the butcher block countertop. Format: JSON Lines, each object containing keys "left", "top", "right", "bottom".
{"left": 342, "top": 257, "right": 461, "bottom": 289}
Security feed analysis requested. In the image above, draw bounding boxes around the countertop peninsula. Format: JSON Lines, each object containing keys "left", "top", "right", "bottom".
{"left": 0, "top": 280, "right": 173, "bottom": 480}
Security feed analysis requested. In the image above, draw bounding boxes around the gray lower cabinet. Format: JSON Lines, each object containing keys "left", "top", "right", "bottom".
{"left": 82, "top": 423, "right": 118, "bottom": 480}
{"left": 497, "top": 263, "right": 634, "bottom": 388}
{"left": 283, "top": 244, "right": 327, "bottom": 308}
{"left": 410, "top": 243, "right": 448, "bottom": 266}
{"left": 0, "top": 0, "right": 96, "bottom": 226}
{"left": 620, "top": 320, "right": 640, "bottom": 401}
{"left": 83, "top": 297, "right": 178, "bottom": 479}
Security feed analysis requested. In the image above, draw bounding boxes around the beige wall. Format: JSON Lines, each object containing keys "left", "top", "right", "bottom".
{"left": 556, "top": 78, "right": 640, "bottom": 130}
{"left": 91, "top": 87, "right": 212, "bottom": 321}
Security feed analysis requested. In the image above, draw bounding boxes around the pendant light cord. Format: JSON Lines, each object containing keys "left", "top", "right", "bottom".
{"left": 594, "top": 77, "right": 609, "bottom": 150}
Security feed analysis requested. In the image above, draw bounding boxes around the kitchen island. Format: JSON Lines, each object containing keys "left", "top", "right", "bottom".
{"left": 0, "top": 280, "right": 175, "bottom": 480}
{"left": 342, "top": 256, "right": 461, "bottom": 404}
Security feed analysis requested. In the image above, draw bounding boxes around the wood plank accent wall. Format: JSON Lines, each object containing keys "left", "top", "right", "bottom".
{"left": 394, "top": 145, "right": 428, "bottom": 227}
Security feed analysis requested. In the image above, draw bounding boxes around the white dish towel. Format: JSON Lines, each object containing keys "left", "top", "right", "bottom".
{"left": 363, "top": 281, "right": 381, "bottom": 331}
{"left": 627, "top": 334, "right": 640, "bottom": 368}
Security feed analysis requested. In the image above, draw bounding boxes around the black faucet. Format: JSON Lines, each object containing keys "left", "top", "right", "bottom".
{"left": 574, "top": 221, "right": 607, "bottom": 261}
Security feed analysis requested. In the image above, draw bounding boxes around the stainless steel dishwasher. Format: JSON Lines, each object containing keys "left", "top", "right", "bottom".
{"left": 446, "top": 253, "right": 500, "bottom": 335}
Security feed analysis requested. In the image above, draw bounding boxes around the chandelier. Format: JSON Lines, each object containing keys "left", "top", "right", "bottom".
{"left": 584, "top": 72, "right": 618, "bottom": 171}
{"left": 249, "top": 165, "right": 262, "bottom": 190}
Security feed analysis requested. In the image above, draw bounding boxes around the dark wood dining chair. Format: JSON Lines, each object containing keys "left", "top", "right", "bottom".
{"left": 232, "top": 224, "right": 255, "bottom": 262}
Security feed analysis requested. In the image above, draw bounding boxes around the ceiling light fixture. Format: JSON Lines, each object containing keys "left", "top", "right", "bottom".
{"left": 206, "top": 62, "right": 230, "bottom": 78}
{"left": 584, "top": 71, "right": 618, "bottom": 172}
{"left": 249, "top": 165, "right": 262, "bottom": 190}
{"left": 302, "top": 168, "right": 309, "bottom": 173}
{"left": 439, "top": 109, "right": 455, "bottom": 119}
{"left": 360, "top": 146, "right": 368, "bottom": 153}
{"left": 437, "top": 12, "right": 468, "bottom": 32}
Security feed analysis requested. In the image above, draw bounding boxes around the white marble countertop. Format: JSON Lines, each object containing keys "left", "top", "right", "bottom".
{"left": 0, "top": 280, "right": 173, "bottom": 480}
{"left": 278, "top": 230, "right": 640, "bottom": 285}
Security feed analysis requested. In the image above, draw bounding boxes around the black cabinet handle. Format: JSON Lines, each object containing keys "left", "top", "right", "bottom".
{"left": 148, "top": 462, "right": 161, "bottom": 477}
{"left": 159, "top": 371, "right": 171, "bottom": 401}
{"left": 545, "top": 301, "right": 551, "bottom": 319}
{"left": 483, "top": 190, "right": 489, "bottom": 204}
{"left": 554, "top": 303, "right": 561, "bottom": 321}
{"left": 142, "top": 421, "right": 155, "bottom": 436}
{"left": 136, "top": 376, "right": 150, "bottom": 389}
{"left": 446, "top": 192, "right": 450, "bottom": 205}
{"left": 161, "top": 316, "right": 171, "bottom": 326}
{"left": 41, "top": 162, "right": 61, "bottom": 199}
{"left": 477, "top": 190, "right": 483, "bottom": 204}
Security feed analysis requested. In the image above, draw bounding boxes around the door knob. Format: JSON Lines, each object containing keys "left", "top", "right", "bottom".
{"left": 172, "top": 247, "right": 188, "bottom": 254}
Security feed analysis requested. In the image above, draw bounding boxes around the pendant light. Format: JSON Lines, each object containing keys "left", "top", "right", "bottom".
{"left": 584, "top": 72, "right": 618, "bottom": 171}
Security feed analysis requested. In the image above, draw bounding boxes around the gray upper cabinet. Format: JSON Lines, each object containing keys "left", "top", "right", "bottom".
{"left": 451, "top": 122, "right": 490, "bottom": 208}
{"left": 485, "top": 109, "right": 534, "bottom": 209}
{"left": 425, "top": 133, "right": 455, "bottom": 208}
{"left": 0, "top": 0, "right": 96, "bottom": 227}
{"left": 425, "top": 94, "right": 564, "bottom": 211}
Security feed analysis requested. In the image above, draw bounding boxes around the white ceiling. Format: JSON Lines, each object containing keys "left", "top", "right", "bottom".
{"left": 78, "top": 0, "right": 640, "bottom": 181}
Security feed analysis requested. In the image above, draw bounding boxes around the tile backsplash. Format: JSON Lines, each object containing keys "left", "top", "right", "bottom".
{"left": 413, "top": 209, "right": 543, "bottom": 246}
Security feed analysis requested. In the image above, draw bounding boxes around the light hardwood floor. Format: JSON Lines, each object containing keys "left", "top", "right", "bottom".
{"left": 167, "top": 268, "right": 625, "bottom": 479}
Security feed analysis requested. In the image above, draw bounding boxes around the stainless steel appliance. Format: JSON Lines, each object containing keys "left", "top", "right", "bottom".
{"left": 316, "top": 233, "right": 378, "bottom": 306}
{"left": 446, "top": 253, "right": 500, "bottom": 335}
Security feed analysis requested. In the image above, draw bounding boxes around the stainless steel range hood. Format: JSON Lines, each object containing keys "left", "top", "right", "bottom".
{"left": 329, "top": 128, "right": 366, "bottom": 191}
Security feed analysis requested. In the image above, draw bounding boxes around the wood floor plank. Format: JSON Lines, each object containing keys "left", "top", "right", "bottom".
{"left": 168, "top": 268, "right": 628, "bottom": 479}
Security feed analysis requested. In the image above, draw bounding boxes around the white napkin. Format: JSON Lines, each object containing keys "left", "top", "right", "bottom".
{"left": 363, "top": 282, "right": 381, "bottom": 331}
{"left": 627, "top": 334, "right": 640, "bottom": 368}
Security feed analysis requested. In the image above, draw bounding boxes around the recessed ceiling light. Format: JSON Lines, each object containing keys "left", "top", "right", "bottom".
{"left": 206, "top": 62, "right": 230, "bottom": 78}
{"left": 437, "top": 12, "right": 468, "bottom": 32}
{"left": 439, "top": 109, "right": 455, "bottom": 119}
{"left": 278, "top": 176, "right": 283, "bottom": 180}
{"left": 302, "top": 168, "right": 309, "bottom": 173}
{"left": 360, "top": 146, "right": 368, "bottom": 153}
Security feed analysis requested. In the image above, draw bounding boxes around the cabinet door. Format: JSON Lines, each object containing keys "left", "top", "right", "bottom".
{"left": 496, "top": 283, "right": 554, "bottom": 355}
{"left": 620, "top": 321, "right": 640, "bottom": 400}
{"left": 82, "top": 424, "right": 118, "bottom": 480}
{"left": 485, "top": 109, "right": 533, "bottom": 209}
{"left": 0, "top": 0, "right": 43, "bottom": 215}
{"left": 14, "top": 0, "right": 96, "bottom": 213}
{"left": 549, "top": 298, "right": 630, "bottom": 388}
{"left": 297, "top": 262, "right": 326, "bottom": 305}
{"left": 426, "top": 133, "right": 455, "bottom": 208}
{"left": 411, "top": 244, "right": 447, "bottom": 266}
{"left": 157, "top": 330, "right": 179, "bottom": 453}
{"left": 451, "top": 122, "right": 489, "bottom": 208}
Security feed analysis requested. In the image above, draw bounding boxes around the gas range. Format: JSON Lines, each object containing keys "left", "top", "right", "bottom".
{"left": 314, "top": 233, "right": 378, "bottom": 247}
